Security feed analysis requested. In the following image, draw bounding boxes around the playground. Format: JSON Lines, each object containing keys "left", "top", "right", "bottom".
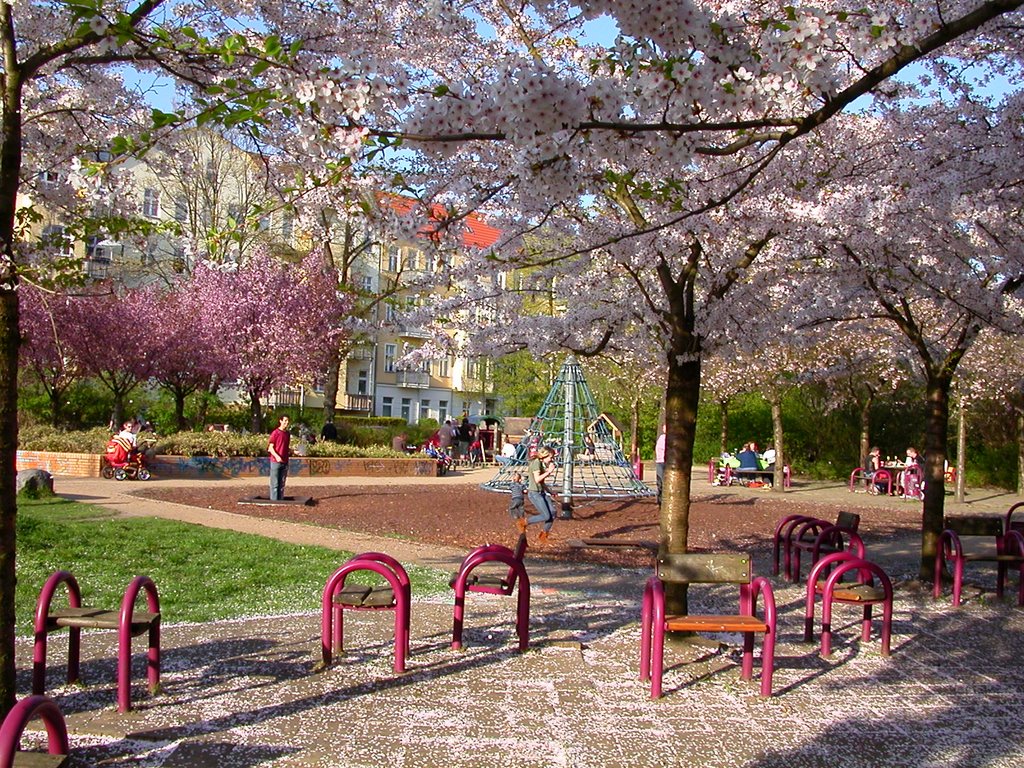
{"left": 8, "top": 470, "right": 1024, "bottom": 767}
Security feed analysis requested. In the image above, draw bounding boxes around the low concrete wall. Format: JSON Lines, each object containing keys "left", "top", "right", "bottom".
{"left": 17, "top": 452, "right": 439, "bottom": 479}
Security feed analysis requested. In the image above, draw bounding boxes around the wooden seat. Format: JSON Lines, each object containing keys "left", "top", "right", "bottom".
{"left": 804, "top": 552, "right": 893, "bottom": 657}
{"left": 640, "top": 553, "right": 777, "bottom": 698}
{"left": 934, "top": 515, "right": 1024, "bottom": 607}
{"left": 0, "top": 695, "right": 69, "bottom": 768}
{"left": 321, "top": 552, "right": 411, "bottom": 673}
{"left": 33, "top": 571, "right": 161, "bottom": 714}
{"left": 451, "top": 535, "right": 529, "bottom": 652}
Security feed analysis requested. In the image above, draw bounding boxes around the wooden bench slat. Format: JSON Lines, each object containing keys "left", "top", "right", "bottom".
{"left": 12, "top": 753, "right": 69, "bottom": 768}
{"left": 333, "top": 585, "right": 395, "bottom": 608}
{"left": 48, "top": 607, "right": 158, "bottom": 632}
{"left": 658, "top": 554, "right": 751, "bottom": 584}
{"left": 944, "top": 516, "right": 1005, "bottom": 537}
{"left": 664, "top": 614, "right": 768, "bottom": 633}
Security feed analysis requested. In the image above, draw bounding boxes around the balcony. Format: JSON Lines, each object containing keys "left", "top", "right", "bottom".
{"left": 346, "top": 346, "right": 373, "bottom": 361}
{"left": 343, "top": 393, "right": 372, "bottom": 412}
{"left": 395, "top": 370, "right": 430, "bottom": 388}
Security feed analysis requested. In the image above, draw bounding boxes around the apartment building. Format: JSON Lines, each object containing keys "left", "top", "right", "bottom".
{"left": 24, "top": 131, "right": 502, "bottom": 425}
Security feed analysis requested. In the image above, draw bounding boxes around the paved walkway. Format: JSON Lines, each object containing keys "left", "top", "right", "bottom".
{"left": 16, "top": 471, "right": 1024, "bottom": 767}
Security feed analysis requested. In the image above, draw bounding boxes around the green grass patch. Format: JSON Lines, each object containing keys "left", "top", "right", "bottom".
{"left": 15, "top": 497, "right": 450, "bottom": 636}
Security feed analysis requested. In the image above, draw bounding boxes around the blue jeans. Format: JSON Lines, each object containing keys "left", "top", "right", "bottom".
{"left": 527, "top": 490, "right": 554, "bottom": 531}
{"left": 269, "top": 461, "right": 288, "bottom": 500}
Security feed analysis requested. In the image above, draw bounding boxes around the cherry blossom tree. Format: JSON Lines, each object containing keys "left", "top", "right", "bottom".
{"left": 148, "top": 279, "right": 232, "bottom": 431}
{"left": 60, "top": 287, "right": 155, "bottom": 428}
{"left": 193, "top": 252, "right": 351, "bottom": 432}
{"left": 793, "top": 103, "right": 1024, "bottom": 578}
{"left": 18, "top": 286, "right": 82, "bottom": 426}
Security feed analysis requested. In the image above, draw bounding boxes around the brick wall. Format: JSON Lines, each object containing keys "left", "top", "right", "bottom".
{"left": 17, "top": 452, "right": 439, "bottom": 479}
{"left": 16, "top": 451, "right": 103, "bottom": 477}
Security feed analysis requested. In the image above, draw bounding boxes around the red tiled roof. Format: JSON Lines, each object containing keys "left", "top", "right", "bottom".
{"left": 382, "top": 194, "right": 500, "bottom": 249}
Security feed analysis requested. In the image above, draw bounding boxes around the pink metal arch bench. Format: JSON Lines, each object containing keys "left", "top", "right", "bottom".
{"left": 804, "top": 552, "right": 893, "bottom": 657}
{"left": 934, "top": 515, "right": 1024, "bottom": 607}
{"left": 0, "top": 695, "right": 69, "bottom": 768}
{"left": 33, "top": 571, "right": 161, "bottom": 713}
{"left": 450, "top": 534, "right": 530, "bottom": 651}
{"left": 773, "top": 512, "right": 861, "bottom": 583}
{"left": 640, "top": 553, "right": 777, "bottom": 698}
{"left": 321, "top": 553, "right": 411, "bottom": 673}
{"left": 848, "top": 467, "right": 892, "bottom": 496}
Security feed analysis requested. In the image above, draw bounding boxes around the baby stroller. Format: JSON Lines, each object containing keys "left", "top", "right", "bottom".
{"left": 102, "top": 436, "right": 151, "bottom": 481}
{"left": 424, "top": 444, "right": 454, "bottom": 476}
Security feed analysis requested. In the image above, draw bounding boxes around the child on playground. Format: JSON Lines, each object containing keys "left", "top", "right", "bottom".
{"left": 508, "top": 472, "right": 525, "bottom": 520}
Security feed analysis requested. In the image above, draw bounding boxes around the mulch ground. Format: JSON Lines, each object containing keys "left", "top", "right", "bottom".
{"left": 138, "top": 482, "right": 921, "bottom": 569}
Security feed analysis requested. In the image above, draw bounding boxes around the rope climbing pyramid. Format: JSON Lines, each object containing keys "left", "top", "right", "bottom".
{"left": 481, "top": 356, "right": 654, "bottom": 510}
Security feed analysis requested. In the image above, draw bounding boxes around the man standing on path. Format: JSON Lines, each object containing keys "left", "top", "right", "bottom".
{"left": 268, "top": 415, "right": 291, "bottom": 501}
{"left": 654, "top": 424, "right": 666, "bottom": 505}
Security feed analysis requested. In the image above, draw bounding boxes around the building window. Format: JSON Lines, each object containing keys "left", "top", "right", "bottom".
{"left": 281, "top": 214, "right": 293, "bottom": 240}
{"left": 143, "top": 188, "right": 160, "bottom": 218}
{"left": 421, "top": 358, "right": 431, "bottom": 374}
{"left": 358, "top": 274, "right": 373, "bottom": 294}
{"left": 439, "top": 400, "right": 448, "bottom": 423}
{"left": 405, "top": 247, "right": 419, "bottom": 270}
{"left": 437, "top": 357, "right": 449, "bottom": 377}
{"left": 385, "top": 303, "right": 397, "bottom": 323}
{"left": 38, "top": 170, "right": 61, "bottom": 186}
{"left": 174, "top": 198, "right": 188, "bottom": 222}
{"left": 382, "top": 396, "right": 393, "bottom": 417}
{"left": 387, "top": 246, "right": 400, "bottom": 272}
{"left": 357, "top": 370, "right": 368, "bottom": 395}
{"left": 141, "top": 238, "right": 158, "bottom": 266}
{"left": 420, "top": 399, "right": 430, "bottom": 420}
{"left": 258, "top": 214, "right": 271, "bottom": 231}
{"left": 401, "top": 397, "right": 411, "bottom": 421}
{"left": 384, "top": 344, "right": 396, "bottom": 373}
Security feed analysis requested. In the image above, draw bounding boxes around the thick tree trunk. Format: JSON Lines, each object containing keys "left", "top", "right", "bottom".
{"left": 770, "top": 396, "right": 785, "bottom": 492}
{"left": 659, "top": 350, "right": 701, "bottom": 614}
{"left": 0, "top": 51, "right": 25, "bottom": 716}
{"left": 0, "top": 287, "right": 18, "bottom": 718}
{"left": 920, "top": 376, "right": 951, "bottom": 581}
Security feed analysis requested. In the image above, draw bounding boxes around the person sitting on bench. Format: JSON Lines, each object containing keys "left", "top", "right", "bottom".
{"left": 736, "top": 443, "right": 760, "bottom": 471}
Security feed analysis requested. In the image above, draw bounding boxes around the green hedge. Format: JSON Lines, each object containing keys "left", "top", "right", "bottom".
{"left": 17, "top": 425, "right": 407, "bottom": 458}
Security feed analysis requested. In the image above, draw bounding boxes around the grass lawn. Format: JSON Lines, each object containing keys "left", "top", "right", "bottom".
{"left": 15, "top": 496, "right": 450, "bottom": 636}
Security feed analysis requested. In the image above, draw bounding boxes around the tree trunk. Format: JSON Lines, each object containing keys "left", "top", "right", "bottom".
{"left": 659, "top": 349, "right": 701, "bottom": 614}
{"left": 174, "top": 387, "right": 188, "bottom": 432}
{"left": 0, "top": 38, "right": 24, "bottom": 716}
{"left": 920, "top": 375, "right": 951, "bottom": 581}
{"left": 249, "top": 390, "right": 264, "bottom": 433}
{"left": 858, "top": 391, "right": 873, "bottom": 469}
{"left": 719, "top": 398, "right": 729, "bottom": 455}
{"left": 321, "top": 348, "right": 341, "bottom": 426}
{"left": 0, "top": 287, "right": 18, "bottom": 718}
{"left": 956, "top": 403, "right": 966, "bottom": 503}
{"left": 629, "top": 394, "right": 640, "bottom": 463}
{"left": 1017, "top": 408, "right": 1024, "bottom": 497}
{"left": 770, "top": 396, "right": 785, "bottom": 492}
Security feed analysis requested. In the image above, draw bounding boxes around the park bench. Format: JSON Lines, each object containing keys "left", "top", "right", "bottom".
{"left": 450, "top": 534, "right": 530, "bottom": 652}
{"left": 848, "top": 467, "right": 893, "bottom": 496}
{"left": 722, "top": 465, "right": 791, "bottom": 489}
{"left": 639, "top": 553, "right": 777, "bottom": 698}
{"left": 320, "top": 552, "right": 411, "bottom": 673}
{"left": 33, "top": 571, "right": 161, "bottom": 714}
{"left": 0, "top": 695, "right": 69, "bottom": 768}
{"left": 803, "top": 552, "right": 893, "bottom": 658}
{"left": 773, "top": 512, "right": 861, "bottom": 583}
{"left": 933, "top": 515, "right": 1024, "bottom": 607}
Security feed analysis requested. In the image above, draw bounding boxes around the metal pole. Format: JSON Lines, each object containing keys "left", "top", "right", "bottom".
{"left": 560, "top": 363, "right": 575, "bottom": 519}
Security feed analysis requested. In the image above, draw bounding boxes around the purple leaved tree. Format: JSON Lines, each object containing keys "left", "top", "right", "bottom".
{"left": 18, "top": 286, "right": 82, "bottom": 426}
{"left": 194, "top": 252, "right": 350, "bottom": 432}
